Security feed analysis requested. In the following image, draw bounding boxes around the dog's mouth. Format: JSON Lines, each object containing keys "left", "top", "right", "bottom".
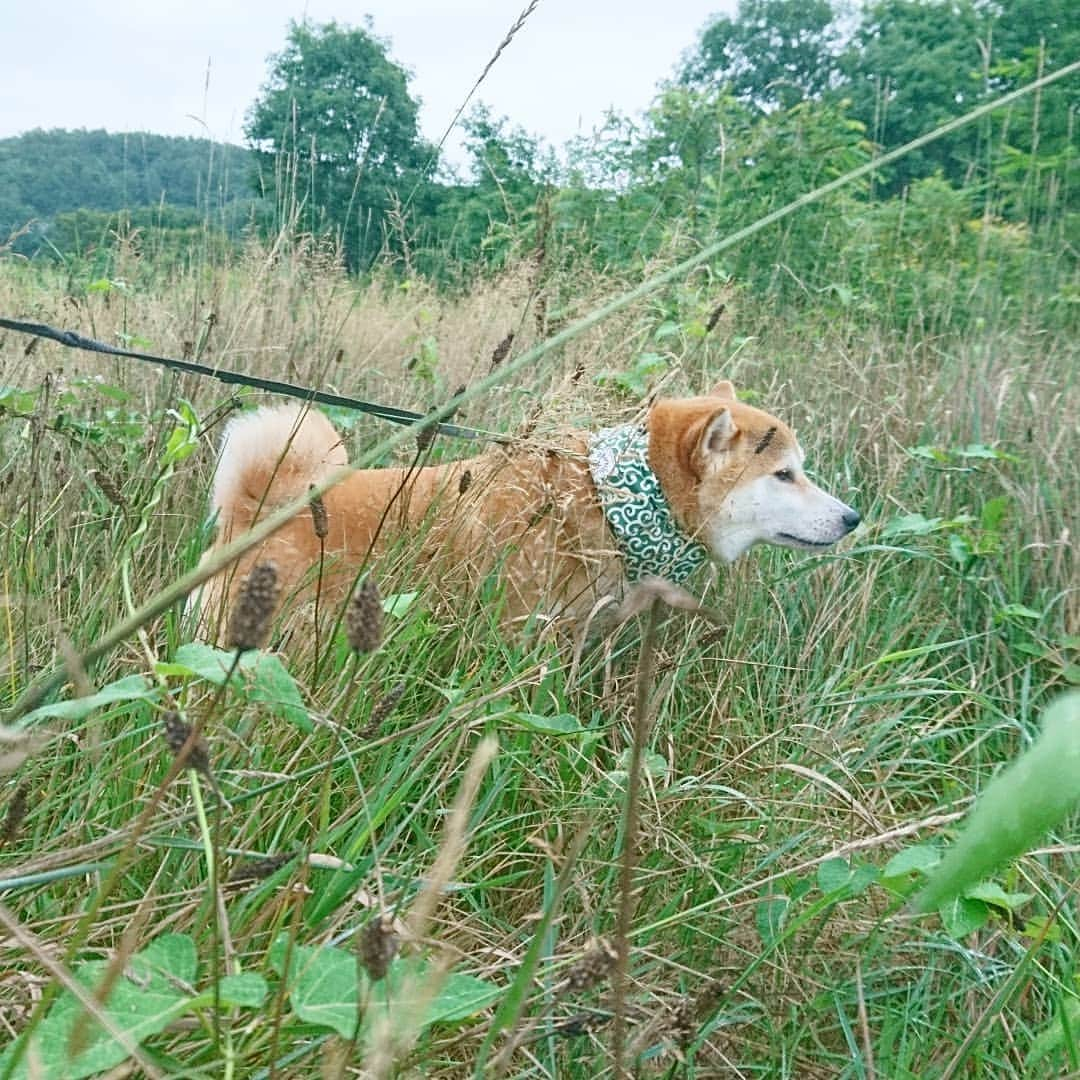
{"left": 776, "top": 532, "right": 838, "bottom": 549}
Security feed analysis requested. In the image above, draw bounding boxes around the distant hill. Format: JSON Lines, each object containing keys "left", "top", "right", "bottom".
{"left": 0, "top": 129, "right": 254, "bottom": 240}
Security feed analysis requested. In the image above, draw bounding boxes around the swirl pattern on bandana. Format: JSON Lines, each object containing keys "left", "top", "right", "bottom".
{"left": 588, "top": 424, "right": 708, "bottom": 584}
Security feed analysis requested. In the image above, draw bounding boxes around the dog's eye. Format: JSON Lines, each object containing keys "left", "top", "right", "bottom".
{"left": 774, "top": 469, "right": 795, "bottom": 483}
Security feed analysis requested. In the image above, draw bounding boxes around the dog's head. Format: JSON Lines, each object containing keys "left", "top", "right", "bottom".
{"left": 648, "top": 380, "right": 860, "bottom": 562}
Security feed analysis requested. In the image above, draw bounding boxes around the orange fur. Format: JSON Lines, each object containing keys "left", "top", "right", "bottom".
{"left": 193, "top": 386, "right": 859, "bottom": 638}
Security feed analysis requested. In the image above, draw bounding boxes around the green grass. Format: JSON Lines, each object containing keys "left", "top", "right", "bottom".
{"left": 0, "top": 243, "right": 1077, "bottom": 1078}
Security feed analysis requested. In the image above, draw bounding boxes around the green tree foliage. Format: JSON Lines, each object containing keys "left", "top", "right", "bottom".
{"left": 414, "top": 108, "right": 554, "bottom": 282}
{"left": 840, "top": 0, "right": 992, "bottom": 191}
{"left": 680, "top": 0, "right": 844, "bottom": 110}
{"left": 244, "top": 19, "right": 436, "bottom": 269}
{"left": 840, "top": 0, "right": 1079, "bottom": 216}
{"left": 680, "top": 0, "right": 1078, "bottom": 225}
{"left": 1, "top": 3, "right": 1073, "bottom": 331}
{"left": 46, "top": 207, "right": 238, "bottom": 278}
{"left": 983, "top": 0, "right": 1080, "bottom": 225}
{"left": 0, "top": 130, "right": 250, "bottom": 247}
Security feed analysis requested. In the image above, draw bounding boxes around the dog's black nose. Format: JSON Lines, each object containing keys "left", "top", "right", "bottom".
{"left": 842, "top": 509, "right": 861, "bottom": 531}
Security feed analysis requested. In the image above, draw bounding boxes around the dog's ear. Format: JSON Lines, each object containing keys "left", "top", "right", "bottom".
{"left": 710, "top": 380, "right": 736, "bottom": 401}
{"left": 685, "top": 406, "right": 740, "bottom": 476}
{"left": 702, "top": 407, "right": 738, "bottom": 451}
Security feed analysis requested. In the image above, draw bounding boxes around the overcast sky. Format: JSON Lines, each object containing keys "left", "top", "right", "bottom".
{"left": 2, "top": 1, "right": 733, "bottom": 168}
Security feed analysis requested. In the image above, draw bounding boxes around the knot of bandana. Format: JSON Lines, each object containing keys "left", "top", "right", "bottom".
{"left": 588, "top": 424, "right": 708, "bottom": 585}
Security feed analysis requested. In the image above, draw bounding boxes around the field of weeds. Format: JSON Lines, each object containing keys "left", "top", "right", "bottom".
{"left": 0, "top": 241, "right": 1077, "bottom": 1078}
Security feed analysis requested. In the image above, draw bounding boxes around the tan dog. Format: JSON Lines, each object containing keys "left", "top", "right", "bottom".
{"left": 194, "top": 381, "right": 859, "bottom": 634}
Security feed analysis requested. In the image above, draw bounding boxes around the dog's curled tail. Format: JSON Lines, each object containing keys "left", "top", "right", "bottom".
{"left": 211, "top": 404, "right": 348, "bottom": 534}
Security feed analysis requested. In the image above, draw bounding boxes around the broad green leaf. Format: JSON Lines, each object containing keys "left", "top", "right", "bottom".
{"left": 915, "top": 692, "right": 1080, "bottom": 913}
{"left": 0, "top": 933, "right": 208, "bottom": 1080}
{"left": 220, "top": 972, "right": 269, "bottom": 1007}
{"left": 414, "top": 969, "right": 500, "bottom": 1023}
{"left": 848, "top": 863, "right": 880, "bottom": 897}
{"left": 505, "top": 712, "right": 583, "bottom": 736}
{"left": 165, "top": 642, "right": 247, "bottom": 684}
{"left": 163, "top": 423, "right": 199, "bottom": 465}
{"left": 963, "top": 881, "right": 1033, "bottom": 913}
{"left": 0, "top": 386, "right": 40, "bottom": 412}
{"left": 0, "top": 964, "right": 189, "bottom": 1079}
{"left": 980, "top": 495, "right": 1009, "bottom": 533}
{"left": 948, "top": 533, "right": 973, "bottom": 567}
{"left": 939, "top": 896, "right": 991, "bottom": 938}
{"left": 755, "top": 896, "right": 789, "bottom": 947}
{"left": 1027, "top": 995, "right": 1080, "bottom": 1066}
{"left": 269, "top": 937, "right": 357, "bottom": 1037}
{"left": 881, "top": 513, "right": 945, "bottom": 538}
{"left": 133, "top": 932, "right": 197, "bottom": 984}
{"left": 958, "top": 443, "right": 1019, "bottom": 463}
{"left": 604, "top": 749, "right": 670, "bottom": 790}
{"left": 243, "top": 653, "right": 312, "bottom": 733}
{"left": 89, "top": 383, "right": 130, "bottom": 404}
{"left": 1020, "top": 916, "right": 1062, "bottom": 944}
{"left": 817, "top": 858, "right": 852, "bottom": 895}
{"left": 881, "top": 512, "right": 973, "bottom": 539}
{"left": 191, "top": 972, "right": 269, "bottom": 1009}
{"left": 19, "top": 674, "right": 157, "bottom": 725}
{"left": 882, "top": 844, "right": 941, "bottom": 881}
{"left": 383, "top": 591, "right": 419, "bottom": 618}
{"left": 269, "top": 934, "right": 498, "bottom": 1041}
{"left": 818, "top": 859, "right": 877, "bottom": 898}
{"left": 619, "top": 748, "right": 670, "bottom": 782}
{"left": 995, "top": 603, "right": 1043, "bottom": 622}
{"left": 907, "top": 445, "right": 949, "bottom": 463}
{"left": 165, "top": 644, "right": 312, "bottom": 732}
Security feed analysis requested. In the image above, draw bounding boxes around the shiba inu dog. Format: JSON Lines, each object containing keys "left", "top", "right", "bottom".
{"left": 194, "top": 380, "right": 859, "bottom": 634}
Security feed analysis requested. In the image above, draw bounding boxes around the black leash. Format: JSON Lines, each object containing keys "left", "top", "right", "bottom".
{"left": 0, "top": 316, "right": 489, "bottom": 441}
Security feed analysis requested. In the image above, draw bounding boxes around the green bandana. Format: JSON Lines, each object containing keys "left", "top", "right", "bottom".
{"left": 588, "top": 424, "right": 708, "bottom": 585}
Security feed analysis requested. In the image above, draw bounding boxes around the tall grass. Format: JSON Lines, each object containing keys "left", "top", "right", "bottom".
{"left": 0, "top": 216, "right": 1076, "bottom": 1077}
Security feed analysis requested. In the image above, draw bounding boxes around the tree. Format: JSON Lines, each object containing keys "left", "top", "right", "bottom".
{"left": 0, "top": 130, "right": 252, "bottom": 256}
{"left": 408, "top": 108, "right": 553, "bottom": 281}
{"left": 680, "top": 0, "right": 844, "bottom": 111}
{"left": 983, "top": 0, "right": 1080, "bottom": 223}
{"left": 839, "top": 0, "right": 1079, "bottom": 217}
{"left": 245, "top": 19, "right": 435, "bottom": 269}
{"left": 839, "top": 0, "right": 990, "bottom": 191}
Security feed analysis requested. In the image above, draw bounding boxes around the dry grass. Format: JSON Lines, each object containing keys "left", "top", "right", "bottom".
{"left": 0, "top": 241, "right": 1076, "bottom": 1076}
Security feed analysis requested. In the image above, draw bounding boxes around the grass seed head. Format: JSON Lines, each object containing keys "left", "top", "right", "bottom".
{"left": 490, "top": 330, "right": 514, "bottom": 368}
{"left": 228, "top": 561, "right": 279, "bottom": 653}
{"left": 705, "top": 301, "right": 726, "bottom": 334}
{"left": 563, "top": 937, "right": 618, "bottom": 995}
{"left": 365, "top": 680, "right": 406, "bottom": 737}
{"left": 1, "top": 782, "right": 29, "bottom": 847}
{"left": 308, "top": 486, "right": 329, "bottom": 540}
{"left": 359, "top": 913, "right": 399, "bottom": 983}
{"left": 415, "top": 425, "right": 435, "bottom": 453}
{"left": 227, "top": 851, "right": 297, "bottom": 884}
{"left": 90, "top": 469, "right": 125, "bottom": 508}
{"left": 161, "top": 711, "right": 212, "bottom": 778}
{"left": 346, "top": 578, "right": 383, "bottom": 654}
{"left": 668, "top": 995, "right": 696, "bottom": 1049}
